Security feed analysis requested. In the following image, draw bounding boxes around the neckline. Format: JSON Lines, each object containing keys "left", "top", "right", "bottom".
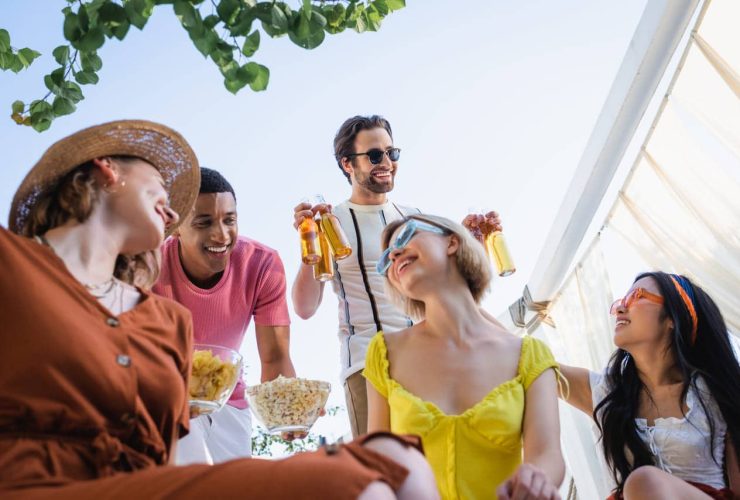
{"left": 378, "top": 332, "right": 528, "bottom": 418}
{"left": 32, "top": 235, "right": 150, "bottom": 319}
{"left": 635, "top": 379, "right": 700, "bottom": 428}
{"left": 343, "top": 199, "right": 394, "bottom": 212}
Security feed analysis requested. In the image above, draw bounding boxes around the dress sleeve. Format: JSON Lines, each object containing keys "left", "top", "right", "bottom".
{"left": 520, "top": 337, "right": 560, "bottom": 391}
{"left": 362, "top": 333, "right": 390, "bottom": 399}
{"left": 253, "top": 251, "right": 291, "bottom": 326}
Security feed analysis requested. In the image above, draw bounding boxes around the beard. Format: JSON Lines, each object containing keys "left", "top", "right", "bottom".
{"left": 355, "top": 169, "right": 395, "bottom": 193}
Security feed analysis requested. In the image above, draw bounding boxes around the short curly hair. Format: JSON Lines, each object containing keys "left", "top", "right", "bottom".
{"left": 200, "top": 167, "right": 235, "bottom": 200}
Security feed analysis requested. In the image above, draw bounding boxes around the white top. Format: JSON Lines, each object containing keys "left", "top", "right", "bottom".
{"left": 330, "top": 199, "right": 420, "bottom": 381}
{"left": 590, "top": 370, "right": 727, "bottom": 490}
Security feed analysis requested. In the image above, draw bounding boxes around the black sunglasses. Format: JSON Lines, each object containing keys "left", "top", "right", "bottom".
{"left": 346, "top": 147, "right": 401, "bottom": 165}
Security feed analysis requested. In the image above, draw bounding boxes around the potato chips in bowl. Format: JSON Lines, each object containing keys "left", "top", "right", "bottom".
{"left": 189, "top": 344, "right": 242, "bottom": 416}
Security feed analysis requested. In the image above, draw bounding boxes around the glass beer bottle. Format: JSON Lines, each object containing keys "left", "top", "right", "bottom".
{"left": 313, "top": 195, "right": 352, "bottom": 260}
{"left": 313, "top": 228, "right": 335, "bottom": 281}
{"left": 485, "top": 230, "right": 515, "bottom": 277}
{"left": 298, "top": 213, "right": 321, "bottom": 266}
{"left": 468, "top": 207, "right": 515, "bottom": 277}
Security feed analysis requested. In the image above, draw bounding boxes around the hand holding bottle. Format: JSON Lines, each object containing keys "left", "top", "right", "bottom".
{"left": 464, "top": 208, "right": 514, "bottom": 277}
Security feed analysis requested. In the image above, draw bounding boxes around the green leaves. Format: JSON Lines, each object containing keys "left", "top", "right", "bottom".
{"left": 6, "top": 0, "right": 406, "bottom": 132}
{"left": 52, "top": 45, "right": 70, "bottom": 65}
{"left": 76, "top": 27, "right": 105, "bottom": 51}
{"left": 52, "top": 96, "right": 76, "bottom": 116}
{"left": 247, "top": 62, "right": 269, "bottom": 91}
{"left": 63, "top": 11, "right": 83, "bottom": 42}
{"left": 74, "top": 70, "right": 99, "bottom": 84}
{"left": 216, "top": 0, "right": 241, "bottom": 26}
{"left": 0, "top": 28, "right": 41, "bottom": 74}
{"left": 16, "top": 48, "right": 41, "bottom": 67}
{"left": 264, "top": 3, "right": 289, "bottom": 37}
{"left": 11, "top": 100, "right": 24, "bottom": 114}
{"left": 0, "top": 29, "right": 11, "bottom": 52}
{"left": 81, "top": 51, "right": 102, "bottom": 72}
{"left": 289, "top": 7, "right": 326, "bottom": 49}
{"left": 124, "top": 0, "right": 155, "bottom": 30}
{"left": 385, "top": 0, "right": 406, "bottom": 11}
{"left": 241, "top": 30, "right": 260, "bottom": 57}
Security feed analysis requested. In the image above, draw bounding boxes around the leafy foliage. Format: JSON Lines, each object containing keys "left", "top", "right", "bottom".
{"left": 251, "top": 406, "right": 343, "bottom": 457}
{"left": 2, "top": 0, "right": 405, "bottom": 132}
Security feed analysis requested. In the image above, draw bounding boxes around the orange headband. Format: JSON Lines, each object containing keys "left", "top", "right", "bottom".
{"left": 669, "top": 276, "right": 698, "bottom": 344}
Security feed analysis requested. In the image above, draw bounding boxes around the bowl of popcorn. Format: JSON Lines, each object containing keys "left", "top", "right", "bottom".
{"left": 189, "top": 344, "right": 242, "bottom": 417}
{"left": 246, "top": 376, "right": 331, "bottom": 434}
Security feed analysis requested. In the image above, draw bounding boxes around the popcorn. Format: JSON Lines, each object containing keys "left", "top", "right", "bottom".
{"left": 247, "top": 376, "right": 330, "bottom": 432}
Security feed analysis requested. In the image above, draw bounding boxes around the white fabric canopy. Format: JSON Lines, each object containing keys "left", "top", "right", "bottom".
{"left": 527, "top": 0, "right": 739, "bottom": 497}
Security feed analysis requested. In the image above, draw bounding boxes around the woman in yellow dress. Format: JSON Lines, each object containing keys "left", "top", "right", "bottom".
{"left": 364, "top": 214, "right": 565, "bottom": 500}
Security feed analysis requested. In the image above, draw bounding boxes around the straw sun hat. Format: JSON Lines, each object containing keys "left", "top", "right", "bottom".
{"left": 9, "top": 120, "right": 200, "bottom": 236}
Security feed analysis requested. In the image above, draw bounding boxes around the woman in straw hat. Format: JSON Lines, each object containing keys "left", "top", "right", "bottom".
{"left": 0, "top": 120, "right": 438, "bottom": 500}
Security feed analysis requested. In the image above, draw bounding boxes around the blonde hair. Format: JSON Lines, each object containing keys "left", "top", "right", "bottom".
{"left": 381, "top": 214, "right": 491, "bottom": 321}
{"left": 21, "top": 157, "right": 161, "bottom": 289}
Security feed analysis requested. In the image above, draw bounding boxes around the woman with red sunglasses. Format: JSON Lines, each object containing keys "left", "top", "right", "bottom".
{"left": 559, "top": 272, "right": 739, "bottom": 499}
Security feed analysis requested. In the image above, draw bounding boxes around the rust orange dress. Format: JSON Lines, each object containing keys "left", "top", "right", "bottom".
{"left": 0, "top": 226, "right": 410, "bottom": 499}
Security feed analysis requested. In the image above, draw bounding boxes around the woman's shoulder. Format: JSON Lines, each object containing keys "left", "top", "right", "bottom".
{"left": 519, "top": 335, "right": 555, "bottom": 365}
{"left": 0, "top": 224, "right": 36, "bottom": 254}
{"left": 517, "top": 335, "right": 560, "bottom": 389}
{"left": 382, "top": 326, "right": 416, "bottom": 350}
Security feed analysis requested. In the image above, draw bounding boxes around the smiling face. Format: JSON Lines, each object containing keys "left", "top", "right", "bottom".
{"left": 385, "top": 222, "right": 455, "bottom": 298}
{"left": 176, "top": 192, "right": 238, "bottom": 287}
{"left": 343, "top": 127, "right": 397, "bottom": 195}
{"left": 108, "top": 159, "right": 178, "bottom": 253}
{"left": 612, "top": 277, "right": 673, "bottom": 350}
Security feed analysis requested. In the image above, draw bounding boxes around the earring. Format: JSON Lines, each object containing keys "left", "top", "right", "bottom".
{"left": 103, "top": 180, "right": 126, "bottom": 193}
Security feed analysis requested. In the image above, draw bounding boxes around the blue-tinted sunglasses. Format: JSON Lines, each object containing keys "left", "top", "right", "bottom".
{"left": 377, "top": 219, "right": 447, "bottom": 276}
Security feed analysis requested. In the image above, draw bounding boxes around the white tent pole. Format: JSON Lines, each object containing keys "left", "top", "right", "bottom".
{"left": 526, "top": 0, "right": 700, "bottom": 303}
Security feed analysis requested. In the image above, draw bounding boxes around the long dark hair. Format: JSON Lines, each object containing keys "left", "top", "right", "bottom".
{"left": 593, "top": 271, "right": 740, "bottom": 492}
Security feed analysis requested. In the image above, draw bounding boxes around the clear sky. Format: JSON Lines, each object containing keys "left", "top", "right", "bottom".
{"left": 0, "top": 0, "right": 647, "bottom": 442}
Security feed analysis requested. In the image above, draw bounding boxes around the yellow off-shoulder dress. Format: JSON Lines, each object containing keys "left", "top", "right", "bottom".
{"left": 363, "top": 332, "right": 559, "bottom": 500}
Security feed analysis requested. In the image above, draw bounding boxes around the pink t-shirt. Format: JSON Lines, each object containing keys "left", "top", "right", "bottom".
{"left": 153, "top": 236, "right": 291, "bottom": 408}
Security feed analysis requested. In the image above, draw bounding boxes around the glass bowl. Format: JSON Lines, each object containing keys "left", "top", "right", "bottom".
{"left": 246, "top": 376, "right": 331, "bottom": 434}
{"left": 189, "top": 344, "right": 243, "bottom": 417}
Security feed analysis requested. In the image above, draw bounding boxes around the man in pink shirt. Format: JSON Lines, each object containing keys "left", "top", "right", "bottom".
{"left": 154, "top": 167, "right": 295, "bottom": 464}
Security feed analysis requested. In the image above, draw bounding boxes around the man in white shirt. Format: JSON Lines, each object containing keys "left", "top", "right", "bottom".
{"left": 291, "top": 115, "right": 419, "bottom": 438}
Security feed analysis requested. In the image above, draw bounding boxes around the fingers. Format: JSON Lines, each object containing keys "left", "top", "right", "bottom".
{"left": 547, "top": 484, "right": 562, "bottom": 500}
{"left": 462, "top": 214, "right": 479, "bottom": 228}
{"left": 497, "top": 480, "right": 513, "bottom": 500}
{"left": 293, "top": 202, "right": 314, "bottom": 230}
{"left": 485, "top": 211, "right": 503, "bottom": 232}
{"left": 511, "top": 464, "right": 534, "bottom": 500}
{"left": 508, "top": 464, "right": 557, "bottom": 500}
{"left": 314, "top": 203, "right": 331, "bottom": 215}
{"left": 524, "top": 471, "right": 546, "bottom": 500}
{"left": 319, "top": 407, "right": 327, "bottom": 416}
{"left": 465, "top": 211, "right": 503, "bottom": 234}
{"left": 293, "top": 203, "right": 334, "bottom": 230}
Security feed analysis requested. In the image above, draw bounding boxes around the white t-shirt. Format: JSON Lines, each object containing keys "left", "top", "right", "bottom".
{"left": 330, "top": 199, "right": 420, "bottom": 381}
{"left": 590, "top": 370, "right": 727, "bottom": 490}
